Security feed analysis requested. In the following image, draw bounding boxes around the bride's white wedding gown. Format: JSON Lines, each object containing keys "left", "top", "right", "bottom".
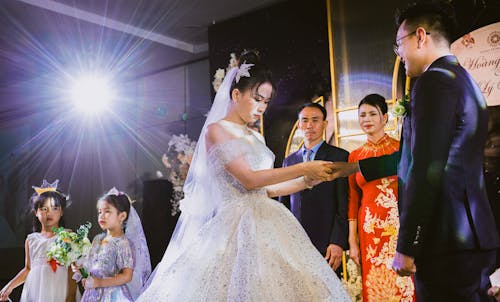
{"left": 137, "top": 120, "right": 350, "bottom": 301}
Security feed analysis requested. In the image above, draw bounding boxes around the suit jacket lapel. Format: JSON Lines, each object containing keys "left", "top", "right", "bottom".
{"left": 314, "top": 141, "right": 328, "bottom": 161}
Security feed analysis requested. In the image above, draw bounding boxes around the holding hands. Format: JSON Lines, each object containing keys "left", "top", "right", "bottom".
{"left": 329, "top": 162, "right": 359, "bottom": 179}
{"left": 303, "top": 160, "right": 336, "bottom": 183}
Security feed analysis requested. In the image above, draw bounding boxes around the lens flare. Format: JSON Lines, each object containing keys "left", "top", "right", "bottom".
{"left": 70, "top": 74, "right": 114, "bottom": 115}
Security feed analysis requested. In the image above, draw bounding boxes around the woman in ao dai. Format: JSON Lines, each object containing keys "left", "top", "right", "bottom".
{"left": 347, "top": 94, "right": 415, "bottom": 301}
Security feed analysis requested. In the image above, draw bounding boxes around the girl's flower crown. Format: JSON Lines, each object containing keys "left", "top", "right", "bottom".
{"left": 31, "top": 179, "right": 71, "bottom": 207}
{"left": 105, "top": 187, "right": 134, "bottom": 204}
{"left": 32, "top": 179, "right": 59, "bottom": 195}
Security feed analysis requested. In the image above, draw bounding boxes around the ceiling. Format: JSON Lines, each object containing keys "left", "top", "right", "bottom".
{"left": 14, "top": 0, "right": 285, "bottom": 54}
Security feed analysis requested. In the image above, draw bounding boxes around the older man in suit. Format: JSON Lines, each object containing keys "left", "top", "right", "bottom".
{"left": 331, "top": 2, "right": 499, "bottom": 301}
{"left": 279, "top": 103, "right": 349, "bottom": 272}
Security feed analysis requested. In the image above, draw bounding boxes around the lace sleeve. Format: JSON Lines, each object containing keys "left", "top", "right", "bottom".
{"left": 208, "top": 138, "right": 249, "bottom": 165}
{"left": 117, "top": 238, "right": 134, "bottom": 270}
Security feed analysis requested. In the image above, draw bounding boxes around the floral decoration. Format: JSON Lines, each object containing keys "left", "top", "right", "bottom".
{"left": 392, "top": 94, "right": 410, "bottom": 117}
{"left": 212, "top": 53, "right": 239, "bottom": 92}
{"left": 162, "top": 134, "right": 197, "bottom": 216}
{"left": 342, "top": 255, "right": 363, "bottom": 302}
{"left": 46, "top": 222, "right": 92, "bottom": 277}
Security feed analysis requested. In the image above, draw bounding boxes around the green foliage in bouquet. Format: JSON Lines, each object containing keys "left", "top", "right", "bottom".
{"left": 47, "top": 222, "right": 92, "bottom": 277}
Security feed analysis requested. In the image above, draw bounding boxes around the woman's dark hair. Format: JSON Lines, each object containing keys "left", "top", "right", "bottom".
{"left": 31, "top": 191, "right": 67, "bottom": 232}
{"left": 358, "top": 94, "right": 388, "bottom": 115}
{"left": 230, "top": 49, "right": 276, "bottom": 100}
{"left": 395, "top": 1, "right": 458, "bottom": 43}
{"left": 98, "top": 194, "right": 131, "bottom": 229}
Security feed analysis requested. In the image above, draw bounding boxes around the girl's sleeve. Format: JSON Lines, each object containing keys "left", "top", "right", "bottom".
{"left": 116, "top": 239, "right": 134, "bottom": 270}
{"left": 82, "top": 235, "right": 100, "bottom": 271}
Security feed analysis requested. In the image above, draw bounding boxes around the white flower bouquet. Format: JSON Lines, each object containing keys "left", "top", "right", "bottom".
{"left": 341, "top": 256, "right": 363, "bottom": 302}
{"left": 47, "top": 222, "right": 92, "bottom": 277}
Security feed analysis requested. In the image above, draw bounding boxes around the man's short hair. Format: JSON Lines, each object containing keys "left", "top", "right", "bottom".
{"left": 297, "top": 103, "right": 327, "bottom": 121}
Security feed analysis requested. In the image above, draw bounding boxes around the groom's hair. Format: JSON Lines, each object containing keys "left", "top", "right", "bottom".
{"left": 395, "top": 1, "right": 458, "bottom": 44}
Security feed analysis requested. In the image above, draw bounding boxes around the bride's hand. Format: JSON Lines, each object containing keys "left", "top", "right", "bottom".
{"left": 303, "top": 161, "right": 334, "bottom": 181}
{"left": 304, "top": 176, "right": 323, "bottom": 188}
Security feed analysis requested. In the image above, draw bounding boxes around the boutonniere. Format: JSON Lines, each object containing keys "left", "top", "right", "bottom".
{"left": 392, "top": 94, "right": 410, "bottom": 117}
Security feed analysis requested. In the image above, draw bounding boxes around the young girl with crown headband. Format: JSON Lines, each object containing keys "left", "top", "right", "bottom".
{"left": 78, "top": 188, "right": 150, "bottom": 302}
{"left": 0, "top": 180, "right": 79, "bottom": 302}
{"left": 136, "top": 50, "right": 351, "bottom": 301}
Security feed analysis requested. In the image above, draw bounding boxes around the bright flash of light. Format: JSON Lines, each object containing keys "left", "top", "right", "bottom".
{"left": 70, "top": 74, "right": 114, "bottom": 115}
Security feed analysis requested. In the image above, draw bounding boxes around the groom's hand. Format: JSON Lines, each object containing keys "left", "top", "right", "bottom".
{"left": 325, "top": 244, "right": 343, "bottom": 270}
{"left": 392, "top": 251, "right": 416, "bottom": 276}
{"left": 330, "top": 162, "right": 359, "bottom": 179}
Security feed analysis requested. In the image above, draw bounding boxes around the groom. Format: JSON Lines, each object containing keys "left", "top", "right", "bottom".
{"left": 330, "top": 1, "right": 499, "bottom": 300}
{"left": 279, "top": 103, "right": 349, "bottom": 273}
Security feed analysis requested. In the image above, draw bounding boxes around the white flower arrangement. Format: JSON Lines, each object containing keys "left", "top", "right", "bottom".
{"left": 341, "top": 256, "right": 363, "bottom": 302}
{"left": 162, "top": 134, "right": 197, "bottom": 216}
{"left": 212, "top": 53, "right": 239, "bottom": 92}
{"left": 47, "top": 222, "right": 92, "bottom": 277}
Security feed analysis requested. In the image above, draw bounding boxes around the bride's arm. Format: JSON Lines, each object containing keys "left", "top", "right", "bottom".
{"left": 206, "top": 123, "right": 333, "bottom": 190}
{"left": 266, "top": 177, "right": 321, "bottom": 198}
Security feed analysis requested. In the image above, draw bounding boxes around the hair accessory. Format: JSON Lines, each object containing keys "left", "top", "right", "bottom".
{"left": 235, "top": 62, "right": 254, "bottom": 83}
{"left": 106, "top": 187, "right": 121, "bottom": 196}
{"left": 105, "top": 187, "right": 136, "bottom": 204}
{"left": 32, "top": 179, "right": 59, "bottom": 196}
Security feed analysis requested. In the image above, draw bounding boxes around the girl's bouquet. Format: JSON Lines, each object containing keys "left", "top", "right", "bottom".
{"left": 47, "top": 222, "right": 92, "bottom": 277}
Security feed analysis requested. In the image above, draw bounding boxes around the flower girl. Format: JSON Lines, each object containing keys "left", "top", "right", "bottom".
{"left": 0, "top": 180, "right": 78, "bottom": 302}
{"left": 79, "top": 188, "right": 150, "bottom": 302}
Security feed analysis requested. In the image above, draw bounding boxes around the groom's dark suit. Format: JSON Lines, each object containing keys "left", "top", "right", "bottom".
{"left": 279, "top": 141, "right": 349, "bottom": 254}
{"left": 359, "top": 55, "right": 499, "bottom": 300}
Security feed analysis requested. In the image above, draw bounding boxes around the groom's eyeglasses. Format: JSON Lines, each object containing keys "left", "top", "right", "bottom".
{"left": 393, "top": 31, "right": 431, "bottom": 57}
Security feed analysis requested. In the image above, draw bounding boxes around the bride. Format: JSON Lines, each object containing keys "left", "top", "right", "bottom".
{"left": 137, "top": 50, "right": 351, "bottom": 301}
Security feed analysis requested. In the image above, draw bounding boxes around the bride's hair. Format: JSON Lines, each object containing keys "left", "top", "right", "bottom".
{"left": 230, "top": 49, "right": 276, "bottom": 99}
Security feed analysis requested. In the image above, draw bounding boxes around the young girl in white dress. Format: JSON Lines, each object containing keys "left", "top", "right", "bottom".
{"left": 137, "top": 50, "right": 351, "bottom": 301}
{"left": 0, "top": 180, "right": 78, "bottom": 302}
